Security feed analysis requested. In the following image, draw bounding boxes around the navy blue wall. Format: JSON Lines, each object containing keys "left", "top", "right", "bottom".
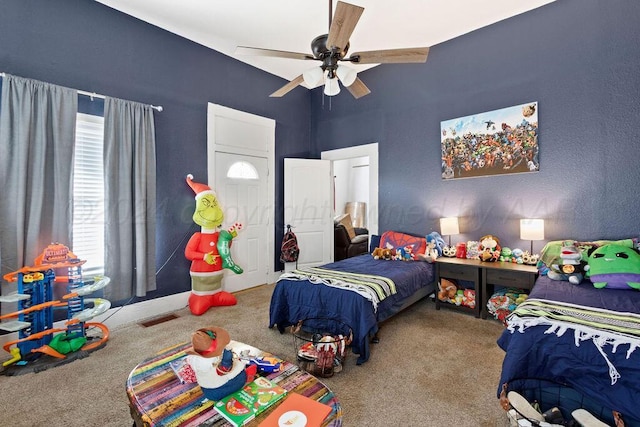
{"left": 2, "top": 0, "right": 639, "bottom": 302}
{"left": 311, "top": 0, "right": 640, "bottom": 250}
{"left": 1, "top": 0, "right": 311, "bottom": 301}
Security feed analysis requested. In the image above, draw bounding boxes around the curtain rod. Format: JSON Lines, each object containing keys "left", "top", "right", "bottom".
{"left": 0, "top": 72, "right": 163, "bottom": 112}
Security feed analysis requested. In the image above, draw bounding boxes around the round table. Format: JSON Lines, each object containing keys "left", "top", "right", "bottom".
{"left": 126, "top": 340, "right": 342, "bottom": 426}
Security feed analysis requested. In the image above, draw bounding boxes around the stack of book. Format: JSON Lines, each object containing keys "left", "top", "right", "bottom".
{"left": 214, "top": 376, "right": 287, "bottom": 426}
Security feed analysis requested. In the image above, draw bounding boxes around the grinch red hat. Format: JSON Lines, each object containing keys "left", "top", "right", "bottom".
{"left": 186, "top": 174, "right": 215, "bottom": 200}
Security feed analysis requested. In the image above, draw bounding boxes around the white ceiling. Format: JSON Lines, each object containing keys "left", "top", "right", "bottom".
{"left": 96, "top": 0, "right": 555, "bottom": 88}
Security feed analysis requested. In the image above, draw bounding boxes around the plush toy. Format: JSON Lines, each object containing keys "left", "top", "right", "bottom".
{"left": 511, "top": 248, "right": 525, "bottom": 264}
{"left": 454, "top": 289, "right": 464, "bottom": 306}
{"left": 438, "top": 278, "right": 458, "bottom": 302}
{"left": 184, "top": 174, "right": 243, "bottom": 316}
{"left": 398, "top": 246, "right": 415, "bottom": 261}
{"left": 186, "top": 327, "right": 257, "bottom": 401}
{"left": 585, "top": 244, "right": 640, "bottom": 289}
{"left": 466, "top": 241, "right": 480, "bottom": 260}
{"left": 521, "top": 251, "right": 539, "bottom": 266}
{"left": 499, "top": 247, "right": 512, "bottom": 262}
{"left": 418, "top": 240, "right": 439, "bottom": 263}
{"left": 455, "top": 242, "right": 467, "bottom": 258}
{"left": 547, "top": 240, "right": 587, "bottom": 285}
{"left": 372, "top": 247, "right": 395, "bottom": 260}
{"left": 462, "top": 289, "right": 476, "bottom": 309}
{"left": 487, "top": 288, "right": 529, "bottom": 325}
{"left": 426, "top": 232, "right": 446, "bottom": 257}
{"left": 442, "top": 245, "right": 456, "bottom": 257}
{"left": 479, "top": 235, "right": 501, "bottom": 262}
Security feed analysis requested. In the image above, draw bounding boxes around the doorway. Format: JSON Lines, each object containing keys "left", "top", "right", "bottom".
{"left": 321, "top": 143, "right": 379, "bottom": 236}
{"left": 214, "top": 152, "right": 269, "bottom": 292}
{"left": 207, "top": 103, "right": 275, "bottom": 290}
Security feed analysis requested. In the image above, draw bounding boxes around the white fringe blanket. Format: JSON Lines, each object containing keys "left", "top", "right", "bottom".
{"left": 506, "top": 298, "right": 640, "bottom": 385}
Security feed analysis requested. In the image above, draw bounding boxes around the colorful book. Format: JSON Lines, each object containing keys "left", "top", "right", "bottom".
{"left": 258, "top": 392, "right": 332, "bottom": 427}
{"left": 214, "top": 376, "right": 287, "bottom": 426}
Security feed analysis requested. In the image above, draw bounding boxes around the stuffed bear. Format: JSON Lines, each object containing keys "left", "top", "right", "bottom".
{"left": 438, "top": 278, "right": 458, "bottom": 303}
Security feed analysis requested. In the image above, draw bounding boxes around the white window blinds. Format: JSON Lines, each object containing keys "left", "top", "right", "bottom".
{"left": 72, "top": 113, "right": 105, "bottom": 277}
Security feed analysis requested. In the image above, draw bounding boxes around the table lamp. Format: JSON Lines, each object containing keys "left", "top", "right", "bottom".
{"left": 520, "top": 219, "right": 544, "bottom": 254}
{"left": 440, "top": 217, "right": 460, "bottom": 247}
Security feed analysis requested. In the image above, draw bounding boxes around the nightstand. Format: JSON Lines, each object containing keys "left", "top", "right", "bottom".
{"left": 434, "top": 257, "right": 482, "bottom": 318}
{"left": 481, "top": 262, "right": 538, "bottom": 319}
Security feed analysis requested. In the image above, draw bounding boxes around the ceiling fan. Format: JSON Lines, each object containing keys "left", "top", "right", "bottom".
{"left": 235, "top": 0, "right": 430, "bottom": 99}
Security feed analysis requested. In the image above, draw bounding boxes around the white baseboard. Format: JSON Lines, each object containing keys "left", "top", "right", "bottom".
{"left": 0, "top": 291, "right": 191, "bottom": 348}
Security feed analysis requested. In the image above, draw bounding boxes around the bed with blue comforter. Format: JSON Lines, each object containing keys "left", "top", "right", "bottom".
{"left": 269, "top": 254, "right": 435, "bottom": 365}
{"left": 498, "top": 275, "right": 640, "bottom": 425}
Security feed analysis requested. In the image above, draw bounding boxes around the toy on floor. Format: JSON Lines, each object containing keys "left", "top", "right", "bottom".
{"left": 185, "top": 326, "right": 257, "bottom": 401}
{"left": 1, "top": 243, "right": 111, "bottom": 370}
{"left": 184, "top": 174, "right": 244, "bottom": 316}
{"left": 486, "top": 288, "right": 528, "bottom": 325}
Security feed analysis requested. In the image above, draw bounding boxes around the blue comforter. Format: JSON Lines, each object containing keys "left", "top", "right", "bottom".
{"left": 269, "top": 255, "right": 435, "bottom": 364}
{"left": 497, "top": 275, "right": 640, "bottom": 425}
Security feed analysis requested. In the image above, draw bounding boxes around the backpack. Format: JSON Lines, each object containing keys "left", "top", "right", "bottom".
{"left": 280, "top": 225, "right": 300, "bottom": 263}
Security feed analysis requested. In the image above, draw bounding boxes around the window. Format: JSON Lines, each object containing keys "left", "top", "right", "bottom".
{"left": 72, "top": 113, "right": 105, "bottom": 277}
{"left": 226, "top": 161, "right": 259, "bottom": 180}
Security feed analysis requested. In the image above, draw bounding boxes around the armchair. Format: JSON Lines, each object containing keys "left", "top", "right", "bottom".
{"left": 334, "top": 221, "right": 369, "bottom": 261}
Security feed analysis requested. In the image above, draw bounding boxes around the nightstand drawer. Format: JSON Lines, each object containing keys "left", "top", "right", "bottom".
{"left": 485, "top": 268, "right": 533, "bottom": 288}
{"left": 438, "top": 263, "right": 477, "bottom": 281}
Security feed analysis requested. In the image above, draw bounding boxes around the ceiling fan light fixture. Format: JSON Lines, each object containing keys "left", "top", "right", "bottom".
{"left": 336, "top": 65, "right": 357, "bottom": 87}
{"left": 324, "top": 77, "right": 341, "bottom": 96}
{"left": 303, "top": 66, "right": 324, "bottom": 87}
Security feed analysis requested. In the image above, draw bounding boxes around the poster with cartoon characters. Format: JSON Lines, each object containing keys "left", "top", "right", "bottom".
{"left": 440, "top": 101, "right": 539, "bottom": 180}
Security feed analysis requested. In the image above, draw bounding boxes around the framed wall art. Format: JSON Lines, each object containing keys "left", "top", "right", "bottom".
{"left": 440, "top": 101, "right": 539, "bottom": 180}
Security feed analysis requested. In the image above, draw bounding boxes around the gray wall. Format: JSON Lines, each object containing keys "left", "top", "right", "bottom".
{"left": 311, "top": 0, "right": 640, "bottom": 250}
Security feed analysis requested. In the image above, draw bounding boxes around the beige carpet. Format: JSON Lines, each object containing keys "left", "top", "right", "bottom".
{"left": 0, "top": 284, "right": 510, "bottom": 427}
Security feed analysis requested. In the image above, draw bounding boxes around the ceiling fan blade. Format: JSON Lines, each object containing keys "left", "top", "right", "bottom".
{"left": 349, "top": 47, "right": 430, "bottom": 64}
{"left": 236, "top": 46, "right": 316, "bottom": 61}
{"left": 270, "top": 75, "right": 305, "bottom": 97}
{"left": 346, "top": 77, "right": 371, "bottom": 99}
{"left": 326, "top": 1, "right": 364, "bottom": 51}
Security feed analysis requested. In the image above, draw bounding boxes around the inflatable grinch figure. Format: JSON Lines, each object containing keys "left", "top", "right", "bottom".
{"left": 184, "top": 174, "right": 243, "bottom": 315}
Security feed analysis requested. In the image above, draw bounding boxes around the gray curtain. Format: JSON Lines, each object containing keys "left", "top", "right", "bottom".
{"left": 0, "top": 74, "right": 77, "bottom": 311}
{"left": 103, "top": 97, "right": 157, "bottom": 301}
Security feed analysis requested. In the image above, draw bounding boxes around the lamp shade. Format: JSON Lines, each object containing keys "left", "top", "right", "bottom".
{"left": 520, "top": 219, "right": 544, "bottom": 241}
{"left": 303, "top": 66, "right": 324, "bottom": 87}
{"left": 440, "top": 217, "right": 460, "bottom": 236}
{"left": 324, "top": 77, "right": 341, "bottom": 96}
{"left": 336, "top": 65, "right": 357, "bottom": 87}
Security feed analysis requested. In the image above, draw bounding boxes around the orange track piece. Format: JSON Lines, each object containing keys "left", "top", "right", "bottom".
{"left": 32, "top": 345, "right": 66, "bottom": 359}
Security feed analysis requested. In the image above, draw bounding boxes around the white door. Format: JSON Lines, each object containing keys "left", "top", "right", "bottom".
{"left": 284, "top": 158, "right": 333, "bottom": 270}
{"left": 215, "top": 152, "right": 269, "bottom": 292}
